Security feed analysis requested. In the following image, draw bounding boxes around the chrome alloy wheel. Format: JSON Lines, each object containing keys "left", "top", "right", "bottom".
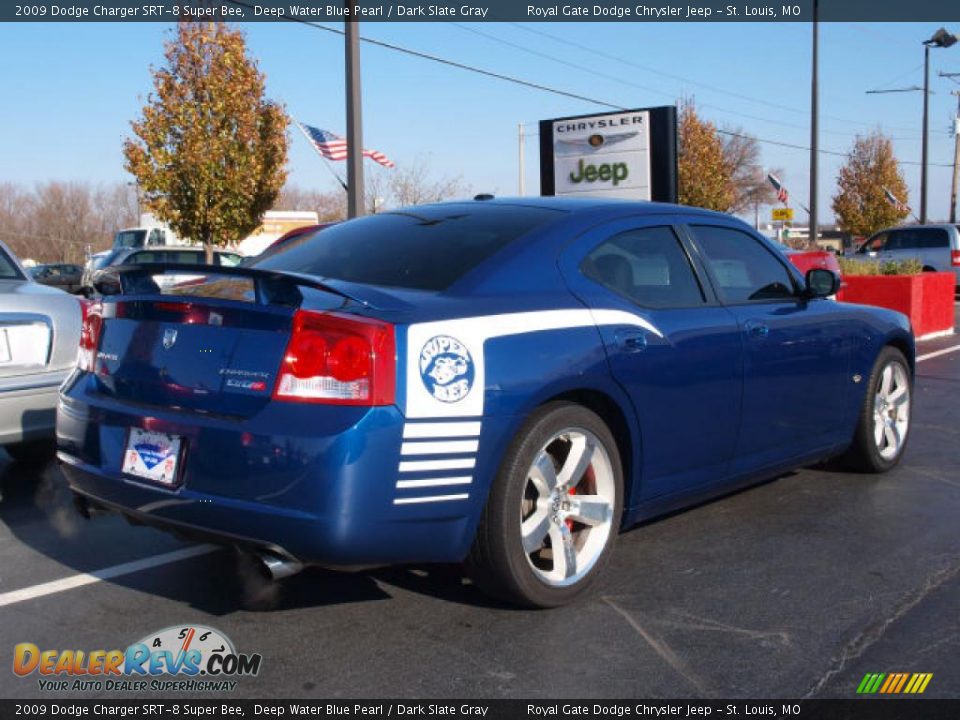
{"left": 873, "top": 360, "right": 910, "bottom": 461}
{"left": 520, "top": 428, "right": 615, "bottom": 587}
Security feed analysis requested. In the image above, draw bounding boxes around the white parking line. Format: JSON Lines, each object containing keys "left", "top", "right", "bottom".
{"left": 0, "top": 545, "right": 217, "bottom": 609}
{"left": 917, "top": 344, "right": 960, "bottom": 363}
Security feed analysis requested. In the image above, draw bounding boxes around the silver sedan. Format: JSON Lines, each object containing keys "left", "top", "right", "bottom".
{"left": 0, "top": 239, "right": 82, "bottom": 461}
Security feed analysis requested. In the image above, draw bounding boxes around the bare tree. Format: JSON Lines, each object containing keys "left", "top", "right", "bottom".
{"left": 720, "top": 128, "right": 778, "bottom": 214}
{"left": 388, "top": 157, "right": 469, "bottom": 207}
{"left": 0, "top": 181, "right": 138, "bottom": 264}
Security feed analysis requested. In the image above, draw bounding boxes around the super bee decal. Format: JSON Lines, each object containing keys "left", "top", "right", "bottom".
{"left": 403, "top": 309, "right": 662, "bottom": 420}
{"left": 419, "top": 335, "right": 475, "bottom": 403}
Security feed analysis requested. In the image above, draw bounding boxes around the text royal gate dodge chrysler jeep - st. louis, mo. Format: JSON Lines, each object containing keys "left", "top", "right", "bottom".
{"left": 57, "top": 198, "right": 915, "bottom": 607}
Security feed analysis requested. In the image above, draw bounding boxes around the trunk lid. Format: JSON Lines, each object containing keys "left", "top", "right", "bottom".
{"left": 88, "top": 265, "right": 379, "bottom": 418}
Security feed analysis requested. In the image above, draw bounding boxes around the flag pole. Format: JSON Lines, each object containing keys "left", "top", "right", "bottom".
{"left": 295, "top": 121, "right": 348, "bottom": 193}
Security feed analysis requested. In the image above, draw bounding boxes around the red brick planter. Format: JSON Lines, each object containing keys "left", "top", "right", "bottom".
{"left": 837, "top": 272, "right": 955, "bottom": 340}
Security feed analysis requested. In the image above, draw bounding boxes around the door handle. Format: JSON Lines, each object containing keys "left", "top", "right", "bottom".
{"left": 615, "top": 330, "right": 647, "bottom": 353}
{"left": 744, "top": 320, "right": 769, "bottom": 338}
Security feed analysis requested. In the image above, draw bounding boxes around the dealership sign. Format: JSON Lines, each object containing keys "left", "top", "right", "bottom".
{"left": 539, "top": 106, "right": 677, "bottom": 203}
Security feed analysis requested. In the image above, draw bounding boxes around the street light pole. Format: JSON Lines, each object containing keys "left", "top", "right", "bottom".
{"left": 345, "top": 16, "right": 365, "bottom": 219}
{"left": 921, "top": 44, "right": 931, "bottom": 223}
{"left": 920, "top": 28, "right": 958, "bottom": 224}
{"left": 809, "top": 0, "right": 819, "bottom": 243}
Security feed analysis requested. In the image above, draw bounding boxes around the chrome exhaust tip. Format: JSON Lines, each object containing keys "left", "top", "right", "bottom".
{"left": 258, "top": 552, "right": 303, "bottom": 581}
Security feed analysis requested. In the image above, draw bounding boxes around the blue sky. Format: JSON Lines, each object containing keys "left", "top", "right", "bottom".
{"left": 1, "top": 20, "right": 959, "bottom": 223}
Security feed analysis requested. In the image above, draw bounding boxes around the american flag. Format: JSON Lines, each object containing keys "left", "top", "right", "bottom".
{"left": 767, "top": 173, "right": 789, "bottom": 205}
{"left": 883, "top": 187, "right": 910, "bottom": 214}
{"left": 297, "top": 121, "right": 395, "bottom": 168}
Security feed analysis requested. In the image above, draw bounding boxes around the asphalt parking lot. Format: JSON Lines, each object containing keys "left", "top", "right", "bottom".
{"left": 2, "top": 310, "right": 959, "bottom": 701}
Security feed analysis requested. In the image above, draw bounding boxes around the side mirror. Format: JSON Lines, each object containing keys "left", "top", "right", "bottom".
{"left": 804, "top": 268, "right": 840, "bottom": 299}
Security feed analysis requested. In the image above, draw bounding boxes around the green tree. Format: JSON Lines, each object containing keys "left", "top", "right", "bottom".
{"left": 124, "top": 22, "right": 289, "bottom": 262}
{"left": 677, "top": 101, "right": 734, "bottom": 212}
{"left": 832, "top": 131, "right": 910, "bottom": 237}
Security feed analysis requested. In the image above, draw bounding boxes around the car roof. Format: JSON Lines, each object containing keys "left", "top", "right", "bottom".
{"left": 871, "top": 223, "right": 959, "bottom": 234}
{"left": 416, "top": 195, "right": 728, "bottom": 219}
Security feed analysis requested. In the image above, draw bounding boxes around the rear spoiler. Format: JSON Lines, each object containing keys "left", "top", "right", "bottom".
{"left": 92, "top": 263, "right": 377, "bottom": 309}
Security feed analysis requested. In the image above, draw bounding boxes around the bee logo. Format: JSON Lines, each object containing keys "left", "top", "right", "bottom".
{"left": 419, "top": 335, "right": 475, "bottom": 403}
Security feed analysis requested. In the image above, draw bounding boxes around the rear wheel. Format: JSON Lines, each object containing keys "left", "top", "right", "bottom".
{"left": 469, "top": 403, "right": 623, "bottom": 607}
{"left": 4, "top": 439, "right": 56, "bottom": 465}
{"left": 841, "top": 347, "right": 912, "bottom": 472}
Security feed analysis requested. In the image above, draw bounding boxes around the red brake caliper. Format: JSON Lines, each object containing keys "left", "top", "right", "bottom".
{"left": 565, "top": 486, "right": 577, "bottom": 530}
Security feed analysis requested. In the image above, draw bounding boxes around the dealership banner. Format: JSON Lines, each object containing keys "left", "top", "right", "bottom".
{"left": 539, "top": 106, "right": 677, "bottom": 204}
{"left": 4, "top": 700, "right": 960, "bottom": 718}
{"left": 5, "top": 0, "right": 960, "bottom": 22}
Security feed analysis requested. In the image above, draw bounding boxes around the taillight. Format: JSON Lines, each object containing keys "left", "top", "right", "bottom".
{"left": 952, "top": 250, "right": 960, "bottom": 266}
{"left": 273, "top": 310, "right": 395, "bottom": 406}
{"left": 78, "top": 299, "right": 103, "bottom": 372}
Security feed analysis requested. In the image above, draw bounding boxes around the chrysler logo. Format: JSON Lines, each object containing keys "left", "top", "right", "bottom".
{"left": 162, "top": 328, "right": 178, "bottom": 350}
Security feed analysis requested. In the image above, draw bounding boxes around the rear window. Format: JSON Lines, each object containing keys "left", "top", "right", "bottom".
{"left": 250, "top": 204, "right": 563, "bottom": 291}
{"left": 0, "top": 244, "right": 24, "bottom": 279}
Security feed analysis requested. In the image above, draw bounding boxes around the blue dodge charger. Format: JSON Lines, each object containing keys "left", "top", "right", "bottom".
{"left": 57, "top": 198, "right": 914, "bottom": 607}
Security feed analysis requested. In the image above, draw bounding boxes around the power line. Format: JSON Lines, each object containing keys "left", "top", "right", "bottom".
{"left": 506, "top": 22, "right": 921, "bottom": 135}
{"left": 223, "top": 3, "right": 953, "bottom": 168}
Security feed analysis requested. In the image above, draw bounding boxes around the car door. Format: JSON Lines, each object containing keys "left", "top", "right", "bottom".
{"left": 559, "top": 216, "right": 743, "bottom": 500}
{"left": 685, "top": 223, "right": 850, "bottom": 472}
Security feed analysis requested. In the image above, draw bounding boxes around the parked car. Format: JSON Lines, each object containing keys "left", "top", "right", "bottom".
{"left": 856, "top": 224, "right": 960, "bottom": 288}
{"left": 1, "top": 239, "right": 83, "bottom": 462}
{"left": 773, "top": 241, "right": 843, "bottom": 278}
{"left": 84, "top": 246, "right": 244, "bottom": 294}
{"left": 57, "top": 199, "right": 914, "bottom": 607}
{"left": 29, "top": 263, "right": 84, "bottom": 294}
{"left": 240, "top": 223, "right": 338, "bottom": 266}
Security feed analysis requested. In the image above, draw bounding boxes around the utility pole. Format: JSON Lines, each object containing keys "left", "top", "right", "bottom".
{"left": 808, "top": 0, "right": 819, "bottom": 243}
{"left": 345, "top": 15, "right": 364, "bottom": 218}
{"left": 951, "top": 91, "right": 960, "bottom": 224}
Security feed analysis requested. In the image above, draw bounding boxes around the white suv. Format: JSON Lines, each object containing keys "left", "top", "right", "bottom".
{"left": 857, "top": 224, "right": 960, "bottom": 288}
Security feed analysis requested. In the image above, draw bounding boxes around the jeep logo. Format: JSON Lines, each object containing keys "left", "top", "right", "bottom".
{"left": 568, "top": 159, "right": 629, "bottom": 186}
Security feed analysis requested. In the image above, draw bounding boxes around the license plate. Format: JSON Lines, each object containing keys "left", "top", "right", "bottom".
{"left": 0, "top": 329, "right": 10, "bottom": 364}
{"left": 122, "top": 429, "right": 183, "bottom": 486}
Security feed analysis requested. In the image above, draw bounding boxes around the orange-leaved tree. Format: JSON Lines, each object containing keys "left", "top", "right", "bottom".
{"left": 124, "top": 22, "right": 289, "bottom": 262}
{"left": 832, "top": 131, "right": 910, "bottom": 237}
{"left": 677, "top": 100, "right": 734, "bottom": 212}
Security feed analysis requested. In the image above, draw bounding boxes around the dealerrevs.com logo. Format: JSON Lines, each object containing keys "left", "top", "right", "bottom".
{"left": 13, "top": 625, "right": 262, "bottom": 693}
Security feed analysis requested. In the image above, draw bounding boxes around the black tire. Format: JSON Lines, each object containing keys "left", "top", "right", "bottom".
{"left": 4, "top": 439, "right": 56, "bottom": 465}
{"left": 468, "top": 402, "right": 624, "bottom": 608}
{"left": 840, "top": 346, "right": 912, "bottom": 473}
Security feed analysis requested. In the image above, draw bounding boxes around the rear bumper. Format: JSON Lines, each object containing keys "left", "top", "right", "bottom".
{"left": 0, "top": 370, "right": 69, "bottom": 445}
{"left": 56, "top": 373, "right": 488, "bottom": 566}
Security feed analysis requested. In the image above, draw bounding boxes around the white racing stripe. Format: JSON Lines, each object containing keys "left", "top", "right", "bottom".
{"left": 396, "top": 476, "right": 472, "bottom": 489}
{"left": 402, "top": 421, "right": 481, "bottom": 438}
{"left": 393, "top": 494, "right": 470, "bottom": 505}
{"left": 401, "top": 440, "right": 479, "bottom": 456}
{"left": 399, "top": 458, "right": 476, "bottom": 473}
{"left": 0, "top": 545, "right": 217, "bottom": 609}
{"left": 917, "top": 344, "right": 960, "bottom": 362}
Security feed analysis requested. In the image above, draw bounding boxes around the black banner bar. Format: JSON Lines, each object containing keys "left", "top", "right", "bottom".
{"left": 4, "top": 0, "right": 960, "bottom": 23}
{"left": 2, "top": 700, "right": 960, "bottom": 720}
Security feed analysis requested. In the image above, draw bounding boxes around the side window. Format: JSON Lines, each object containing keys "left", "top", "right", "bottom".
{"left": 886, "top": 230, "right": 909, "bottom": 250}
{"left": 689, "top": 225, "right": 796, "bottom": 304}
{"left": 861, "top": 232, "right": 887, "bottom": 253}
{"left": 918, "top": 228, "right": 949, "bottom": 249}
{"left": 172, "top": 251, "right": 202, "bottom": 264}
{"left": 217, "top": 253, "right": 242, "bottom": 267}
{"left": 581, "top": 226, "right": 704, "bottom": 308}
{"left": 128, "top": 252, "right": 154, "bottom": 264}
